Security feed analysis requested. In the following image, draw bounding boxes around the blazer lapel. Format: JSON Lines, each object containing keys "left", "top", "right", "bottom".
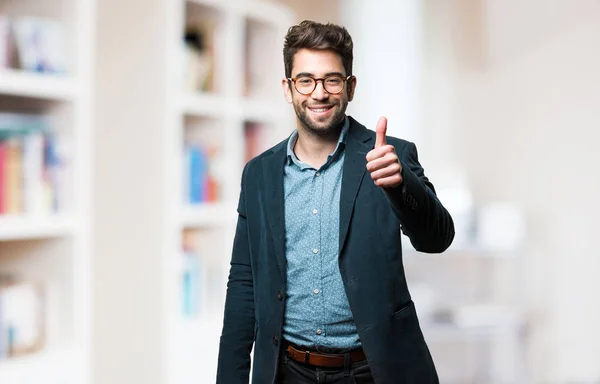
{"left": 261, "top": 143, "right": 288, "bottom": 283}
{"left": 339, "top": 118, "right": 373, "bottom": 254}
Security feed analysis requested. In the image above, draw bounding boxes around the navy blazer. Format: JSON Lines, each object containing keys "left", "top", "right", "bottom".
{"left": 217, "top": 116, "right": 454, "bottom": 383}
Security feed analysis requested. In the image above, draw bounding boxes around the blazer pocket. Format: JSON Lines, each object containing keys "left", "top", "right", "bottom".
{"left": 392, "top": 300, "right": 415, "bottom": 318}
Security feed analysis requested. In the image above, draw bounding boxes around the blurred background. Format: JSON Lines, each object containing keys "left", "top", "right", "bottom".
{"left": 0, "top": 0, "right": 599, "bottom": 383}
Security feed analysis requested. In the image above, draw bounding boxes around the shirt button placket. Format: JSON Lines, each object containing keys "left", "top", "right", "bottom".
{"left": 312, "top": 168, "right": 323, "bottom": 342}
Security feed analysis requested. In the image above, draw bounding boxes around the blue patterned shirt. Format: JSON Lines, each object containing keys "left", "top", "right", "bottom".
{"left": 282, "top": 117, "right": 361, "bottom": 351}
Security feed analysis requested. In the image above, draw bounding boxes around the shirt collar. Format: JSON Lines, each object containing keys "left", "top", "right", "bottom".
{"left": 286, "top": 116, "right": 349, "bottom": 168}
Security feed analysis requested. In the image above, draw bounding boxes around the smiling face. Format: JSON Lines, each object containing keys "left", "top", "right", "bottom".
{"left": 282, "top": 48, "right": 356, "bottom": 138}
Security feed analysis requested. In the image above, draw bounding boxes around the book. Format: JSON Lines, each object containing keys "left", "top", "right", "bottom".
{"left": 186, "top": 145, "right": 207, "bottom": 204}
{"left": 3, "top": 137, "right": 22, "bottom": 214}
{"left": 0, "top": 280, "right": 46, "bottom": 359}
{"left": 183, "top": 17, "right": 216, "bottom": 92}
{"left": 0, "top": 113, "right": 60, "bottom": 215}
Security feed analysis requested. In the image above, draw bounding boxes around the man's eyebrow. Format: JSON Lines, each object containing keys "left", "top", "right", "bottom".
{"left": 292, "top": 71, "right": 346, "bottom": 78}
{"left": 293, "top": 72, "right": 314, "bottom": 78}
{"left": 324, "top": 72, "right": 345, "bottom": 77}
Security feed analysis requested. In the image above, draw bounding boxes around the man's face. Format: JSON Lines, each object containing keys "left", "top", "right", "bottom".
{"left": 282, "top": 49, "right": 356, "bottom": 137}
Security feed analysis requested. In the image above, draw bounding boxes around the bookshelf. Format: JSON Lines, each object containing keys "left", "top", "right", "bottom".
{"left": 93, "top": 1, "right": 291, "bottom": 381}
{"left": 163, "top": 0, "right": 295, "bottom": 382}
{"left": 0, "top": 0, "right": 93, "bottom": 383}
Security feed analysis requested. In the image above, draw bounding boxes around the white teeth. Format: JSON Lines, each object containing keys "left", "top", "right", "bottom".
{"left": 311, "top": 107, "right": 329, "bottom": 112}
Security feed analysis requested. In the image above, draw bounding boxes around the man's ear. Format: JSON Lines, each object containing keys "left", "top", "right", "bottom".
{"left": 347, "top": 76, "right": 357, "bottom": 102}
{"left": 282, "top": 78, "right": 293, "bottom": 103}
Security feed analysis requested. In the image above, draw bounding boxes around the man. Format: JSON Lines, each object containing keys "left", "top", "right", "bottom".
{"left": 217, "top": 20, "right": 454, "bottom": 384}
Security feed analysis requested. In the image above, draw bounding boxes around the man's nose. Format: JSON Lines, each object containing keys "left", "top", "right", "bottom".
{"left": 311, "top": 80, "right": 329, "bottom": 100}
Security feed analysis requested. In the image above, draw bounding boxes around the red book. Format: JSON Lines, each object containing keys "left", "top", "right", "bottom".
{"left": 206, "top": 175, "right": 219, "bottom": 202}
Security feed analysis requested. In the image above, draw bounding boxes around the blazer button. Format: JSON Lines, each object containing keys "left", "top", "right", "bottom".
{"left": 272, "top": 336, "right": 279, "bottom": 346}
{"left": 277, "top": 291, "right": 283, "bottom": 300}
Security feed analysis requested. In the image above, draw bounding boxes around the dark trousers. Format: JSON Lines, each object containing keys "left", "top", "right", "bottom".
{"left": 276, "top": 349, "right": 375, "bottom": 384}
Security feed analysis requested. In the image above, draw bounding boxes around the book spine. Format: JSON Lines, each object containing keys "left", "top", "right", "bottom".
{"left": 22, "top": 131, "right": 45, "bottom": 214}
{"left": 4, "top": 137, "right": 23, "bottom": 214}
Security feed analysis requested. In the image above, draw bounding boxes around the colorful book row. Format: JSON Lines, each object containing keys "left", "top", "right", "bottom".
{"left": 183, "top": 144, "right": 219, "bottom": 204}
{"left": 0, "top": 113, "right": 63, "bottom": 215}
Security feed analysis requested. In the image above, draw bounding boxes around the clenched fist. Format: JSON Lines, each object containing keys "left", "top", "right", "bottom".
{"left": 366, "top": 116, "right": 403, "bottom": 189}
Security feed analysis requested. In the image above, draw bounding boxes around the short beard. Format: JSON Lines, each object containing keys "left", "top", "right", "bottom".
{"left": 294, "top": 102, "right": 347, "bottom": 140}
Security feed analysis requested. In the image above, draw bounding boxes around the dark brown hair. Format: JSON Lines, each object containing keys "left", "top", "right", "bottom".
{"left": 283, "top": 20, "right": 354, "bottom": 78}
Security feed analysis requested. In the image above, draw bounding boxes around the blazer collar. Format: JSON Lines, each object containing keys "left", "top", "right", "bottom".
{"left": 339, "top": 116, "right": 374, "bottom": 254}
{"left": 261, "top": 138, "right": 288, "bottom": 283}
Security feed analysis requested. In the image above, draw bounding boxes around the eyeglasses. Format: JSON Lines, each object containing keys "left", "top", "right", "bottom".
{"left": 287, "top": 75, "right": 353, "bottom": 95}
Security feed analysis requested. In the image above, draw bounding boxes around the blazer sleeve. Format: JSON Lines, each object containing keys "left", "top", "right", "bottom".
{"left": 216, "top": 164, "right": 255, "bottom": 383}
{"left": 383, "top": 141, "right": 455, "bottom": 253}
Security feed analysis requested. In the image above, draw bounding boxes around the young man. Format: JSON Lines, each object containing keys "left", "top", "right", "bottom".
{"left": 217, "top": 21, "right": 454, "bottom": 384}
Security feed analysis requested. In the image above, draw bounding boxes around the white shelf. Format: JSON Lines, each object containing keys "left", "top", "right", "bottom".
{"left": 0, "top": 214, "right": 76, "bottom": 241}
{"left": 0, "top": 347, "right": 79, "bottom": 384}
{"left": 181, "top": 203, "right": 237, "bottom": 228}
{"left": 0, "top": 69, "right": 79, "bottom": 101}
{"left": 179, "top": 93, "right": 229, "bottom": 117}
{"left": 180, "top": 93, "right": 288, "bottom": 123}
{"left": 241, "top": 97, "right": 289, "bottom": 123}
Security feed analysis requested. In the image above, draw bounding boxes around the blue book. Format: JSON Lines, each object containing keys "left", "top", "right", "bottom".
{"left": 182, "top": 249, "right": 202, "bottom": 317}
{"left": 188, "top": 146, "right": 207, "bottom": 204}
{"left": 43, "top": 132, "right": 60, "bottom": 211}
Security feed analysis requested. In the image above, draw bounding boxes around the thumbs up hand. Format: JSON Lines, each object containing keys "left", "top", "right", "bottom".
{"left": 366, "top": 116, "right": 403, "bottom": 188}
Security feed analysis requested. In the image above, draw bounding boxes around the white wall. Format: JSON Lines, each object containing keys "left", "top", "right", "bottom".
{"left": 424, "top": 0, "right": 600, "bottom": 382}
{"left": 342, "top": 0, "right": 600, "bottom": 382}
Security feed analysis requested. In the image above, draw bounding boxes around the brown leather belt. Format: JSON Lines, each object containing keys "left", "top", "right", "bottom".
{"left": 285, "top": 343, "right": 366, "bottom": 368}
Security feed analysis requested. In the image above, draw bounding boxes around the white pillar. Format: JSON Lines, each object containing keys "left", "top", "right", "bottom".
{"left": 341, "top": 0, "right": 422, "bottom": 145}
